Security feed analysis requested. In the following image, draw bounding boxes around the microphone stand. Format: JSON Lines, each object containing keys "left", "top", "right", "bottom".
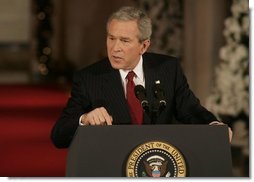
{"left": 150, "top": 100, "right": 160, "bottom": 125}
{"left": 134, "top": 84, "right": 166, "bottom": 124}
{"left": 150, "top": 100, "right": 166, "bottom": 125}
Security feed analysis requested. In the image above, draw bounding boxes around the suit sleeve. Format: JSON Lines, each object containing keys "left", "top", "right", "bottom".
{"left": 51, "top": 71, "right": 91, "bottom": 148}
{"left": 173, "top": 61, "right": 218, "bottom": 124}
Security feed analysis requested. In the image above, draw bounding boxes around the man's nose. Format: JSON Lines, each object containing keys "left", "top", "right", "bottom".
{"left": 112, "top": 40, "right": 122, "bottom": 52}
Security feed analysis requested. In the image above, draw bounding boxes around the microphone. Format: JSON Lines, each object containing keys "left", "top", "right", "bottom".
{"left": 153, "top": 80, "right": 166, "bottom": 108}
{"left": 134, "top": 85, "right": 149, "bottom": 111}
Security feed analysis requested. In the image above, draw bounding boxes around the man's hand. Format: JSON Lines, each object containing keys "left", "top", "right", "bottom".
{"left": 228, "top": 126, "right": 233, "bottom": 143}
{"left": 80, "top": 107, "right": 113, "bottom": 126}
{"left": 209, "top": 121, "right": 233, "bottom": 143}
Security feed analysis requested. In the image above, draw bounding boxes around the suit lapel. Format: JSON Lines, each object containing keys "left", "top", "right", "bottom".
{"left": 102, "top": 69, "right": 132, "bottom": 125}
{"left": 143, "top": 54, "right": 161, "bottom": 124}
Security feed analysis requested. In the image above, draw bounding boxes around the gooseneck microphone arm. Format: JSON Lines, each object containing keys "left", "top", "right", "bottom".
{"left": 134, "top": 82, "right": 167, "bottom": 124}
{"left": 153, "top": 81, "right": 167, "bottom": 112}
{"left": 134, "top": 85, "right": 155, "bottom": 125}
{"left": 134, "top": 85, "right": 149, "bottom": 113}
{"left": 149, "top": 81, "right": 167, "bottom": 124}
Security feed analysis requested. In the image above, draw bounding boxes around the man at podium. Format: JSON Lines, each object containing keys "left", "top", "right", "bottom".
{"left": 51, "top": 6, "right": 232, "bottom": 149}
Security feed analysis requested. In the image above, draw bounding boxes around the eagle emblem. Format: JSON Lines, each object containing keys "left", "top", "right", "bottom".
{"left": 143, "top": 155, "right": 170, "bottom": 177}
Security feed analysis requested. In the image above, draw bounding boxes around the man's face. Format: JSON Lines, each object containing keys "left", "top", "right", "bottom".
{"left": 107, "top": 19, "right": 150, "bottom": 70}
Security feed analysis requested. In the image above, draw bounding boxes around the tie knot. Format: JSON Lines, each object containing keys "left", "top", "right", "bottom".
{"left": 126, "top": 71, "right": 135, "bottom": 81}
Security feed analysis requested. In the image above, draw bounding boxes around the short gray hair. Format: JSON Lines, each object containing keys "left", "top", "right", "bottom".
{"left": 107, "top": 6, "right": 152, "bottom": 42}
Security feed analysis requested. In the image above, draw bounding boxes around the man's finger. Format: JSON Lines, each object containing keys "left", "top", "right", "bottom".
{"left": 100, "top": 107, "right": 113, "bottom": 125}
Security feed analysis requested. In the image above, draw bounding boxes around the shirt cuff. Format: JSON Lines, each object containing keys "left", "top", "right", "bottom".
{"left": 209, "top": 121, "right": 223, "bottom": 125}
{"left": 79, "top": 114, "right": 85, "bottom": 126}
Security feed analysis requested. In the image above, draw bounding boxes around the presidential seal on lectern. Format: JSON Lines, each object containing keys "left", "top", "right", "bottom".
{"left": 126, "top": 141, "right": 187, "bottom": 177}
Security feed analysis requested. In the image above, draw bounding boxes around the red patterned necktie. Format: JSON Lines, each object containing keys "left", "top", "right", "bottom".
{"left": 126, "top": 71, "right": 143, "bottom": 125}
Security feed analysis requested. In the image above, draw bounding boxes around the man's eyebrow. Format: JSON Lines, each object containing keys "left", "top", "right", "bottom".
{"left": 120, "top": 37, "right": 131, "bottom": 40}
{"left": 107, "top": 34, "right": 131, "bottom": 40}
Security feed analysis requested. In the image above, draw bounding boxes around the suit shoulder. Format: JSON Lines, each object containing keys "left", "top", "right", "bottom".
{"left": 77, "top": 57, "right": 111, "bottom": 75}
{"left": 143, "top": 52, "right": 179, "bottom": 66}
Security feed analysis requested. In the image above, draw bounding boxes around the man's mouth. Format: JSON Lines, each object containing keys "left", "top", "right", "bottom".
{"left": 112, "top": 55, "right": 123, "bottom": 61}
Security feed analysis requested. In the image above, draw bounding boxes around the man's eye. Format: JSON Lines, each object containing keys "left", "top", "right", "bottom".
{"left": 108, "top": 37, "right": 115, "bottom": 40}
{"left": 121, "top": 39, "right": 130, "bottom": 43}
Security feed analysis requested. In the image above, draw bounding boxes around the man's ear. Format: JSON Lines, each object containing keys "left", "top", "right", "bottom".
{"left": 140, "top": 39, "right": 150, "bottom": 54}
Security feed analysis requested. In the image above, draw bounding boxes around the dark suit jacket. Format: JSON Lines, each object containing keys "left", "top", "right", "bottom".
{"left": 51, "top": 53, "right": 217, "bottom": 148}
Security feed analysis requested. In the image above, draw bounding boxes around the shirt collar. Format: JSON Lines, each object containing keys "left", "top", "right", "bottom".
{"left": 119, "top": 56, "right": 144, "bottom": 81}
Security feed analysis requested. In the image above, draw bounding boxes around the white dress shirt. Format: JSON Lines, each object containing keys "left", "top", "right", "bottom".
{"left": 119, "top": 56, "right": 145, "bottom": 98}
